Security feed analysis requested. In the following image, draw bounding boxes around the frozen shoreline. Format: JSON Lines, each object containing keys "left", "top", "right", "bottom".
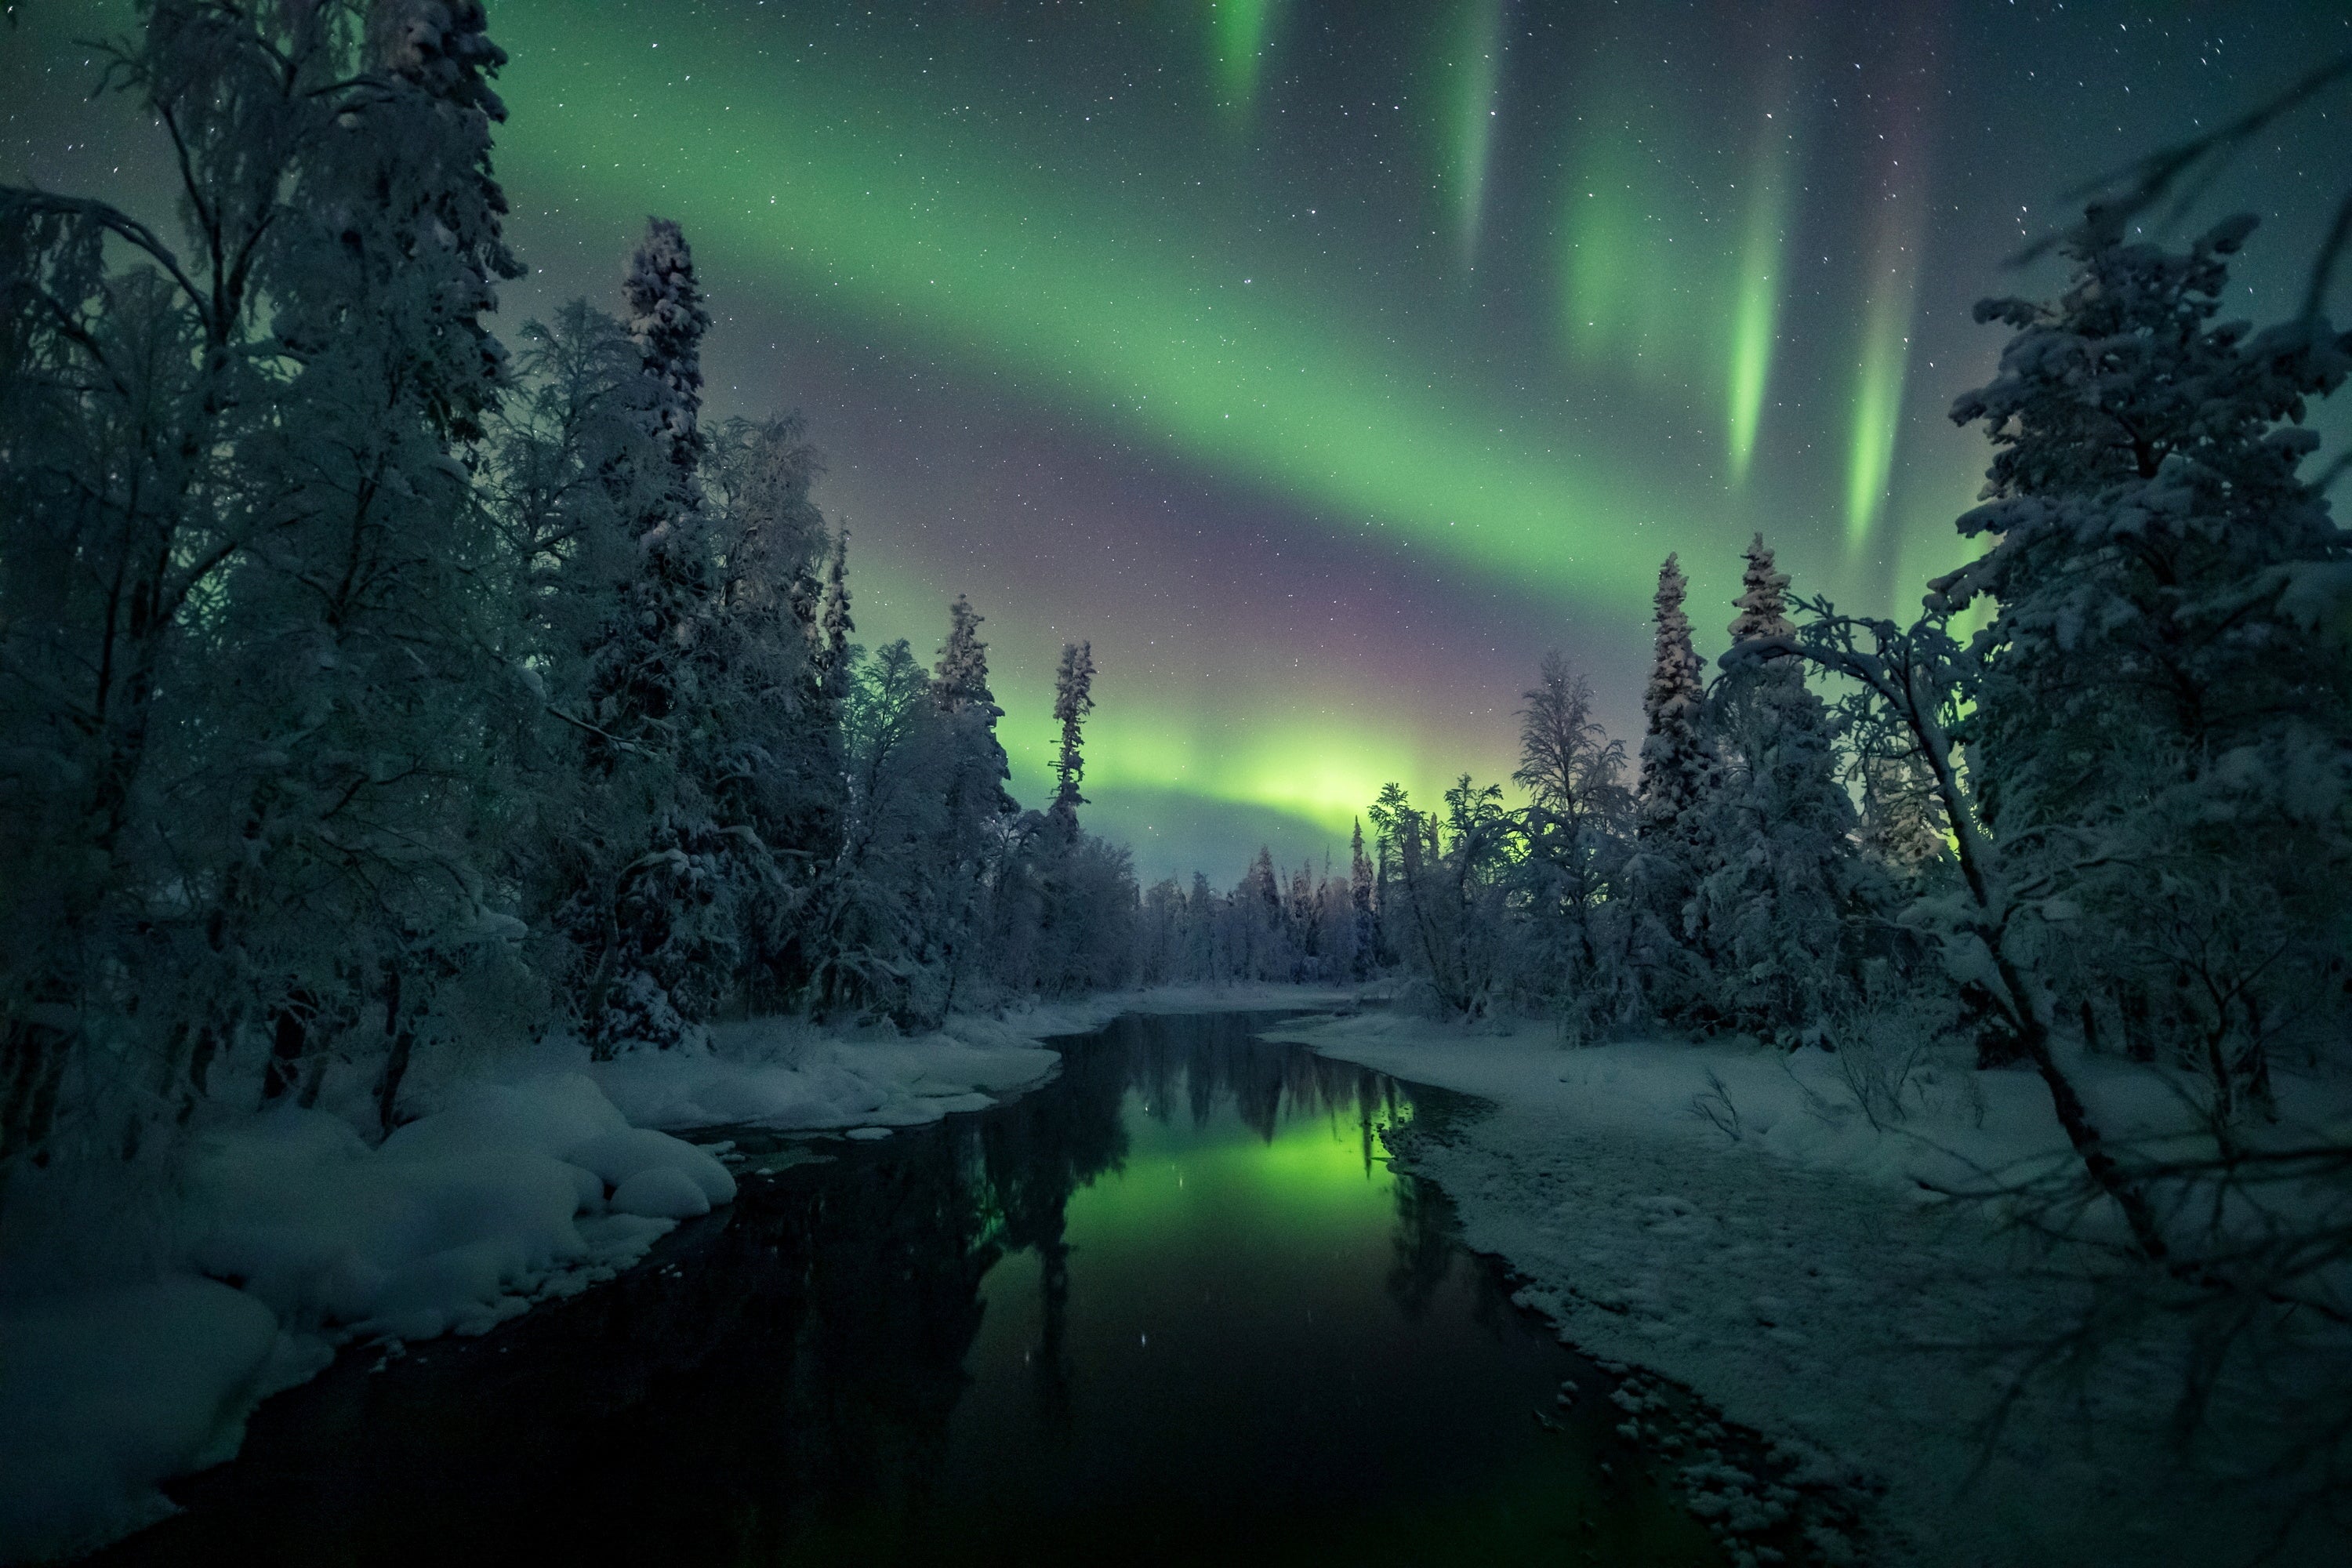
{"left": 1279, "top": 1009, "right": 2342, "bottom": 1568}
{"left": 0, "top": 983, "right": 1374, "bottom": 1564}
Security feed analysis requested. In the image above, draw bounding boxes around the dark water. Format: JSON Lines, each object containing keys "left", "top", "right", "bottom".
{"left": 94, "top": 1012, "right": 1720, "bottom": 1566}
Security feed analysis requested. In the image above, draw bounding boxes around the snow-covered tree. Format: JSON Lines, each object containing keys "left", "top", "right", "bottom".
{"left": 1693, "top": 536, "right": 1859, "bottom": 1041}
{"left": 0, "top": 0, "right": 547, "bottom": 1160}
{"left": 1370, "top": 778, "right": 1517, "bottom": 1017}
{"left": 1348, "top": 819, "right": 1379, "bottom": 980}
{"left": 1047, "top": 640, "right": 1098, "bottom": 840}
{"left": 1637, "top": 554, "right": 1713, "bottom": 840}
{"left": 1513, "top": 651, "right": 1633, "bottom": 1032}
{"left": 555, "top": 218, "right": 746, "bottom": 1054}
{"left": 1942, "top": 215, "right": 2352, "bottom": 1110}
{"left": 1853, "top": 746, "right": 1949, "bottom": 877}
{"left": 818, "top": 528, "right": 854, "bottom": 709}
{"left": 806, "top": 638, "right": 954, "bottom": 1021}
{"left": 224, "top": 0, "right": 539, "bottom": 1100}
{"left": 698, "top": 415, "right": 837, "bottom": 1011}
{"left": 924, "top": 594, "right": 1016, "bottom": 1005}
{"left": 1629, "top": 554, "right": 1716, "bottom": 1018}
{"left": 623, "top": 216, "right": 712, "bottom": 512}
{"left": 1013, "top": 640, "right": 1135, "bottom": 995}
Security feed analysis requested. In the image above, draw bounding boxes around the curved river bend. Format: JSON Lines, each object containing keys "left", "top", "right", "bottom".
{"left": 94, "top": 1011, "right": 1722, "bottom": 1566}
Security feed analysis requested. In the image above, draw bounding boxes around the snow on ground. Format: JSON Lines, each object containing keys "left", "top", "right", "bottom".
{"left": 499, "top": 986, "right": 1352, "bottom": 1138}
{"left": 584, "top": 1014, "right": 1065, "bottom": 1132}
{"left": 0, "top": 1073, "right": 722, "bottom": 1563}
{"left": 1274, "top": 1011, "right": 2343, "bottom": 1568}
{"left": 0, "top": 1000, "right": 1127, "bottom": 1565}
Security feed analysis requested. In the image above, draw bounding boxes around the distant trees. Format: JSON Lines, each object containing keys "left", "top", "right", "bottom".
{"left": 1132, "top": 842, "right": 1367, "bottom": 989}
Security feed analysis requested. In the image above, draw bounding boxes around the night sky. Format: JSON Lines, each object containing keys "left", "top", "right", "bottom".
{"left": 7, "top": 2, "right": 2348, "bottom": 882}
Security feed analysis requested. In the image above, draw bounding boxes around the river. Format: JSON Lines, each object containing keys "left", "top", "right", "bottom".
{"left": 91, "top": 1010, "right": 1721, "bottom": 1566}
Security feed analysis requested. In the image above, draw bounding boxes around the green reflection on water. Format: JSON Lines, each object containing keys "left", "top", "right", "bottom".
{"left": 916, "top": 1025, "right": 1724, "bottom": 1567}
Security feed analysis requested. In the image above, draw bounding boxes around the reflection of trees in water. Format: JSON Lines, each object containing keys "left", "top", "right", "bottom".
{"left": 92, "top": 1012, "right": 1421, "bottom": 1566}
{"left": 93, "top": 1111, "right": 1004, "bottom": 1565}
{"left": 1388, "top": 1171, "right": 1460, "bottom": 1322}
{"left": 965, "top": 1027, "right": 1133, "bottom": 1432}
{"left": 1107, "top": 1011, "right": 1403, "bottom": 1146}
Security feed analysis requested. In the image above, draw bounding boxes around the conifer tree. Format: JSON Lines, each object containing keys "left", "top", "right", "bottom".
{"left": 1942, "top": 214, "right": 2352, "bottom": 1105}
{"left": 818, "top": 528, "right": 855, "bottom": 710}
{"left": 1637, "top": 554, "right": 1712, "bottom": 840}
{"left": 1696, "top": 536, "right": 1857, "bottom": 1040}
{"left": 929, "top": 594, "right": 1015, "bottom": 856}
{"left": 1349, "top": 818, "right": 1379, "bottom": 978}
{"left": 1048, "top": 641, "right": 1097, "bottom": 840}
{"left": 1628, "top": 554, "right": 1715, "bottom": 1015}
{"left": 924, "top": 594, "right": 1014, "bottom": 1001}
{"left": 563, "top": 218, "right": 740, "bottom": 1053}
{"left": 624, "top": 216, "right": 712, "bottom": 508}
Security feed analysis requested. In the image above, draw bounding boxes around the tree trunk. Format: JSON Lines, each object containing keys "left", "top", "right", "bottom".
{"left": 376, "top": 966, "right": 419, "bottom": 1137}
{"left": 1, "top": 1012, "right": 74, "bottom": 1185}
{"left": 260, "top": 990, "right": 317, "bottom": 1105}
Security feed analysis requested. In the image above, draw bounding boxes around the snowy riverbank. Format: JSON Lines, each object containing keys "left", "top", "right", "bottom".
{"left": 0, "top": 1003, "right": 1123, "bottom": 1565}
{"left": 0, "top": 984, "right": 1379, "bottom": 1563}
{"left": 1278, "top": 1011, "right": 2348, "bottom": 1568}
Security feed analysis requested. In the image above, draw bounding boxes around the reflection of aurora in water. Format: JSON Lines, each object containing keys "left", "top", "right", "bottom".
{"left": 93, "top": 1014, "right": 1719, "bottom": 1567}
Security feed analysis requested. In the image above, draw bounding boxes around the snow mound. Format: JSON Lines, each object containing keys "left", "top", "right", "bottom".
{"left": 0, "top": 1073, "right": 731, "bottom": 1565}
{"left": 610, "top": 1167, "right": 711, "bottom": 1220}
{"left": 187, "top": 1076, "right": 731, "bottom": 1340}
{"left": 0, "top": 1277, "right": 328, "bottom": 1564}
{"left": 586, "top": 1017, "right": 1062, "bottom": 1132}
{"left": 566, "top": 1127, "right": 735, "bottom": 1205}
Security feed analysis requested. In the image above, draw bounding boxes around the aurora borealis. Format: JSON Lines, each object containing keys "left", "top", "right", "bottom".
{"left": 7, "top": 2, "right": 2347, "bottom": 882}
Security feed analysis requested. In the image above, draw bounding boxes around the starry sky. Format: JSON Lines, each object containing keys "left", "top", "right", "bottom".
{"left": 7, "top": 2, "right": 2349, "bottom": 883}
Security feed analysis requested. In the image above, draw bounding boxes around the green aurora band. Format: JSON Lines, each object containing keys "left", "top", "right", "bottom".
{"left": 481, "top": 2, "right": 1945, "bottom": 851}
{"left": 1726, "top": 127, "right": 1791, "bottom": 482}
{"left": 1846, "top": 210, "right": 1922, "bottom": 551}
{"left": 495, "top": 5, "right": 1673, "bottom": 619}
{"left": 1210, "top": 0, "right": 1282, "bottom": 121}
{"left": 1441, "top": 0, "right": 1504, "bottom": 269}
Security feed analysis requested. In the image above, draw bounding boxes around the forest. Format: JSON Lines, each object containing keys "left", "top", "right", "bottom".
{"left": 3, "top": 3, "right": 2350, "bottom": 1566}
{"left": 0, "top": 2, "right": 1152, "bottom": 1175}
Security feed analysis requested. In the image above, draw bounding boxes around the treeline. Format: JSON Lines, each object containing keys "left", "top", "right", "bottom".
{"left": 0, "top": 0, "right": 1137, "bottom": 1181}
{"left": 1134, "top": 844, "right": 1380, "bottom": 987}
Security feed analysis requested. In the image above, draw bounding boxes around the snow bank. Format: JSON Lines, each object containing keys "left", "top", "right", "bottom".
{"left": 0, "top": 1277, "right": 324, "bottom": 1563}
{"left": 0, "top": 989, "right": 1343, "bottom": 1563}
{"left": 0, "top": 1074, "right": 726, "bottom": 1564}
{"left": 569, "top": 992, "right": 1351, "bottom": 1136}
{"left": 1278, "top": 1014, "right": 2344, "bottom": 1568}
{"left": 582, "top": 1014, "right": 1066, "bottom": 1133}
